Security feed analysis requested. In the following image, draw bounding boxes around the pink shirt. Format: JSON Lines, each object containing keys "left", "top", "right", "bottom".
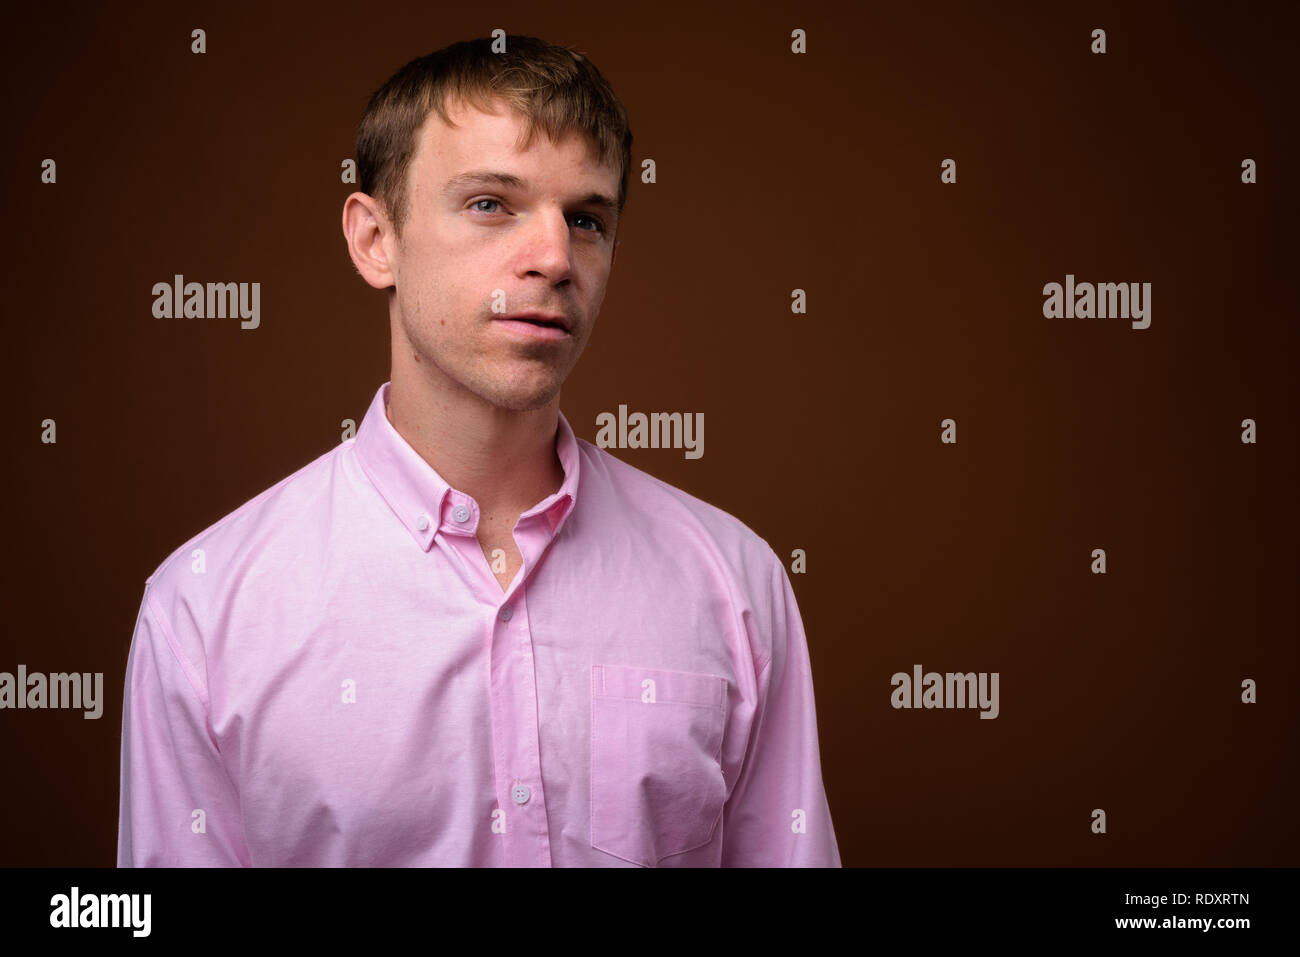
{"left": 117, "top": 381, "right": 840, "bottom": 867}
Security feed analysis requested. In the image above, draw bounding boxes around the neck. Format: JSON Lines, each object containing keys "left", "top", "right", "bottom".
{"left": 385, "top": 364, "right": 564, "bottom": 521}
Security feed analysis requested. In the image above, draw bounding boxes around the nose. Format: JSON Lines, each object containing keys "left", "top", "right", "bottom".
{"left": 518, "top": 208, "right": 574, "bottom": 283}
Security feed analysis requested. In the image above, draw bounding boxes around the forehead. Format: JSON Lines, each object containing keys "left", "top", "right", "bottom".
{"left": 412, "top": 97, "right": 610, "bottom": 181}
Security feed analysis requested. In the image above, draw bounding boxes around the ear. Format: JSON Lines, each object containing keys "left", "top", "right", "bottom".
{"left": 342, "top": 192, "right": 397, "bottom": 291}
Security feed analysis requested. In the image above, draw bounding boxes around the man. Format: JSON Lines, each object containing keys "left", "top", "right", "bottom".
{"left": 117, "top": 35, "right": 840, "bottom": 867}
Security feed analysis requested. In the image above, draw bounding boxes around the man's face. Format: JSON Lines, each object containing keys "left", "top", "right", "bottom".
{"left": 386, "top": 97, "right": 620, "bottom": 412}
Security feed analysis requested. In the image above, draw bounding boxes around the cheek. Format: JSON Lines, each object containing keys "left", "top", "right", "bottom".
{"left": 586, "top": 271, "right": 611, "bottom": 314}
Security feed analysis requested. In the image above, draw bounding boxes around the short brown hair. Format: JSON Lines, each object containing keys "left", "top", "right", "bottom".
{"left": 355, "top": 35, "right": 633, "bottom": 240}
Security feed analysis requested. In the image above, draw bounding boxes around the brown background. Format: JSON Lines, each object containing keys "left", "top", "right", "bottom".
{"left": 2, "top": 0, "right": 1296, "bottom": 866}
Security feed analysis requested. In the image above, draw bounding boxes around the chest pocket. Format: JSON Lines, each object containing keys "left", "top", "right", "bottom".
{"left": 590, "top": 663, "right": 728, "bottom": 866}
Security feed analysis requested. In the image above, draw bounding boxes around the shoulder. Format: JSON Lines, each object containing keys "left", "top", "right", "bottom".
{"left": 575, "top": 439, "right": 801, "bottom": 673}
{"left": 141, "top": 439, "right": 352, "bottom": 620}
{"left": 574, "top": 437, "right": 784, "bottom": 580}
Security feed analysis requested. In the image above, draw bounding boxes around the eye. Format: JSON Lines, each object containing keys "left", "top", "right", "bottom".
{"left": 468, "top": 198, "right": 605, "bottom": 234}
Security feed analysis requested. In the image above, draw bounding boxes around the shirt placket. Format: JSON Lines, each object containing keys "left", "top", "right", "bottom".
{"left": 444, "top": 498, "right": 555, "bottom": 867}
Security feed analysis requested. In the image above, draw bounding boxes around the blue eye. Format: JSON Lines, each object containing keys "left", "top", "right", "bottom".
{"left": 469, "top": 199, "right": 605, "bottom": 235}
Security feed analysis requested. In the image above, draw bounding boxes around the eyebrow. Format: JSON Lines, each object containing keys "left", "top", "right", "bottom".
{"left": 441, "top": 169, "right": 619, "bottom": 219}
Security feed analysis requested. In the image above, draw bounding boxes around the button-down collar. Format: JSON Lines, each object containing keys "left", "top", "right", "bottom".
{"left": 353, "top": 381, "right": 579, "bottom": 550}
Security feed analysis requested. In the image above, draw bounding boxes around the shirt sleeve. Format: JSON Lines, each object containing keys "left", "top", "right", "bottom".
{"left": 117, "top": 582, "right": 250, "bottom": 867}
{"left": 721, "top": 552, "right": 841, "bottom": 866}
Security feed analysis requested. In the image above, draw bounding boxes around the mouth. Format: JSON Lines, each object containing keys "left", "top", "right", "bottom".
{"left": 494, "top": 313, "right": 573, "bottom": 341}
{"left": 501, "top": 312, "right": 571, "bottom": 333}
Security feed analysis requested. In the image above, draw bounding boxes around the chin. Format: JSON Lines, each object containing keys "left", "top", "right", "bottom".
{"left": 487, "top": 385, "right": 560, "bottom": 412}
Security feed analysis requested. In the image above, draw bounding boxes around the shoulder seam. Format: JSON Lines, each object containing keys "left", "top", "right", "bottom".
{"left": 143, "top": 585, "right": 211, "bottom": 710}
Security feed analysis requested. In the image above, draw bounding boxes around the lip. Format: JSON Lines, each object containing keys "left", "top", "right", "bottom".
{"left": 504, "top": 311, "right": 570, "bottom": 331}
{"left": 493, "top": 317, "right": 572, "bottom": 341}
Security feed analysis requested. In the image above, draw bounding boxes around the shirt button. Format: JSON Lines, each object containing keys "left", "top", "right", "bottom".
{"left": 499, "top": 605, "right": 513, "bottom": 621}
{"left": 452, "top": 504, "right": 471, "bottom": 523}
{"left": 416, "top": 514, "right": 430, "bottom": 532}
{"left": 512, "top": 784, "right": 531, "bottom": 805}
